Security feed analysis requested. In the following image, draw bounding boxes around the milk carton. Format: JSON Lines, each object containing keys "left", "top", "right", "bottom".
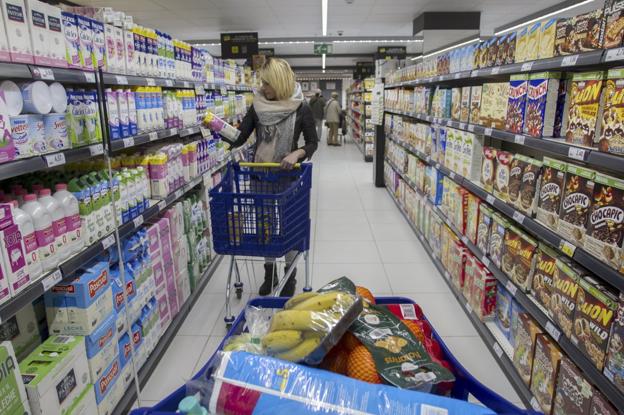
{"left": 61, "top": 11, "right": 80, "bottom": 68}
{"left": 24, "top": 0, "right": 48, "bottom": 65}
{"left": 84, "top": 311, "right": 117, "bottom": 383}
{"left": 117, "top": 332, "right": 133, "bottom": 388}
{"left": 0, "top": 341, "right": 31, "bottom": 415}
{"left": 94, "top": 359, "right": 122, "bottom": 415}
{"left": 90, "top": 18, "right": 105, "bottom": 69}
{"left": 0, "top": 203, "right": 31, "bottom": 295}
{"left": 76, "top": 14, "right": 93, "bottom": 70}
{"left": 0, "top": 6, "right": 10, "bottom": 61}
{"left": 113, "top": 26, "right": 125, "bottom": 73}
{"left": 157, "top": 292, "right": 171, "bottom": 329}
{"left": 19, "top": 335, "right": 91, "bottom": 415}
{"left": 2, "top": 0, "right": 34, "bottom": 63}
{"left": 0, "top": 97, "right": 16, "bottom": 163}
{"left": 0, "top": 303, "right": 42, "bottom": 360}
{"left": 43, "top": 113, "right": 69, "bottom": 151}
{"left": 45, "top": 261, "right": 113, "bottom": 336}
{"left": 123, "top": 27, "right": 135, "bottom": 75}
{"left": 103, "top": 23, "right": 116, "bottom": 72}
{"left": 44, "top": 4, "right": 66, "bottom": 67}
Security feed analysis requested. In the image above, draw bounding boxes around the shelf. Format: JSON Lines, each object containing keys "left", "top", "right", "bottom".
{"left": 0, "top": 61, "right": 99, "bottom": 83}
{"left": 113, "top": 255, "right": 224, "bottom": 415}
{"left": 100, "top": 72, "right": 252, "bottom": 92}
{"left": 109, "top": 126, "right": 201, "bottom": 152}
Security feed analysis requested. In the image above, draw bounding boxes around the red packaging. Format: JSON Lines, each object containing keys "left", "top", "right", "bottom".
{"left": 449, "top": 241, "right": 468, "bottom": 290}
{"left": 463, "top": 254, "right": 477, "bottom": 300}
{"left": 469, "top": 260, "right": 498, "bottom": 321}
{"left": 384, "top": 303, "right": 425, "bottom": 321}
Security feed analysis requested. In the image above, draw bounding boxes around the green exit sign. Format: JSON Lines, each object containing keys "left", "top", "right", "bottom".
{"left": 314, "top": 43, "right": 332, "bottom": 54}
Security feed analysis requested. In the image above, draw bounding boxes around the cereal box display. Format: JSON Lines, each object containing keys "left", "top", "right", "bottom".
{"left": 496, "top": 283, "right": 513, "bottom": 339}
{"left": 465, "top": 193, "right": 480, "bottom": 245}
{"left": 449, "top": 240, "right": 467, "bottom": 290}
{"left": 493, "top": 150, "right": 513, "bottom": 202}
{"left": 565, "top": 71, "right": 605, "bottom": 147}
{"left": 451, "top": 87, "right": 462, "bottom": 121}
{"left": 517, "top": 155, "right": 543, "bottom": 216}
{"left": 552, "top": 258, "right": 582, "bottom": 338}
{"left": 481, "top": 146, "right": 497, "bottom": 193}
{"left": 584, "top": 173, "right": 624, "bottom": 270}
{"left": 538, "top": 18, "right": 558, "bottom": 59}
{"left": 469, "top": 86, "right": 482, "bottom": 125}
{"left": 572, "top": 277, "right": 618, "bottom": 370}
{"left": 589, "top": 392, "right": 619, "bottom": 415}
{"left": 554, "top": 75, "right": 571, "bottom": 138}
{"left": 510, "top": 299, "right": 526, "bottom": 347}
{"left": 537, "top": 157, "right": 567, "bottom": 231}
{"left": 507, "top": 155, "right": 526, "bottom": 208}
{"left": 603, "top": 0, "right": 624, "bottom": 49}
{"left": 501, "top": 225, "right": 520, "bottom": 278}
{"left": 552, "top": 357, "right": 593, "bottom": 415}
{"left": 480, "top": 83, "right": 509, "bottom": 130}
{"left": 604, "top": 293, "right": 624, "bottom": 394}
{"left": 555, "top": 17, "right": 576, "bottom": 56}
{"left": 558, "top": 164, "right": 596, "bottom": 245}
{"left": 598, "top": 68, "right": 624, "bottom": 155}
{"left": 503, "top": 32, "right": 516, "bottom": 65}
{"left": 531, "top": 244, "right": 559, "bottom": 317}
{"left": 574, "top": 9, "right": 604, "bottom": 52}
{"left": 513, "top": 312, "right": 543, "bottom": 385}
{"left": 489, "top": 213, "right": 510, "bottom": 269}
{"left": 505, "top": 74, "right": 529, "bottom": 134}
{"left": 530, "top": 334, "right": 563, "bottom": 414}
{"left": 460, "top": 86, "right": 471, "bottom": 123}
{"left": 476, "top": 205, "right": 494, "bottom": 254}
{"left": 515, "top": 27, "right": 528, "bottom": 63}
{"left": 525, "top": 22, "right": 541, "bottom": 62}
{"left": 469, "top": 262, "right": 497, "bottom": 321}
{"left": 512, "top": 229, "right": 537, "bottom": 292}
{"left": 524, "top": 72, "right": 561, "bottom": 137}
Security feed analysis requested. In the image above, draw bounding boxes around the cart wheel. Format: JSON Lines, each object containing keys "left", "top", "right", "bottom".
{"left": 303, "top": 287, "right": 313, "bottom": 292}
{"left": 224, "top": 315, "right": 235, "bottom": 329}
{"left": 234, "top": 282, "right": 243, "bottom": 299}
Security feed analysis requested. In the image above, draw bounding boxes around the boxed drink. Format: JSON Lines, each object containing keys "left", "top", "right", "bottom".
{"left": 85, "top": 311, "right": 117, "bottom": 383}
{"left": 44, "top": 4, "right": 66, "bottom": 67}
{"left": 2, "top": 0, "right": 34, "bottom": 63}
{"left": 25, "top": 0, "right": 49, "bottom": 65}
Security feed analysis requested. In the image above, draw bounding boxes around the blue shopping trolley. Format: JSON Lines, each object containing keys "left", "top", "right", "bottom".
{"left": 209, "top": 161, "right": 313, "bottom": 326}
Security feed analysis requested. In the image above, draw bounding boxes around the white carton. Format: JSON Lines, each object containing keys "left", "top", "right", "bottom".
{"left": 0, "top": 254, "right": 10, "bottom": 306}
{"left": 90, "top": 18, "right": 105, "bottom": 69}
{"left": 94, "top": 357, "right": 121, "bottom": 415}
{"left": 2, "top": 0, "right": 33, "bottom": 63}
{"left": 113, "top": 26, "right": 124, "bottom": 74}
{"left": 0, "top": 341, "right": 31, "bottom": 415}
{"left": 84, "top": 311, "right": 117, "bottom": 383}
{"left": 122, "top": 27, "right": 135, "bottom": 75}
{"left": 0, "top": 4, "right": 11, "bottom": 61}
{"left": 0, "top": 204, "right": 31, "bottom": 296}
{"left": 61, "top": 11, "right": 80, "bottom": 68}
{"left": 44, "top": 4, "right": 66, "bottom": 68}
{"left": 24, "top": 0, "right": 48, "bottom": 65}
{"left": 75, "top": 14, "right": 93, "bottom": 70}
{"left": 0, "top": 303, "right": 42, "bottom": 360}
{"left": 103, "top": 23, "right": 117, "bottom": 72}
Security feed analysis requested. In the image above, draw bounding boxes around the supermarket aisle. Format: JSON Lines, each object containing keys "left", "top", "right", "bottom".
{"left": 138, "top": 139, "right": 524, "bottom": 408}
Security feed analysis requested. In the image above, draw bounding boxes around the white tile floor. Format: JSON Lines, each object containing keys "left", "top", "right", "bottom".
{"left": 135, "top": 135, "right": 524, "bottom": 410}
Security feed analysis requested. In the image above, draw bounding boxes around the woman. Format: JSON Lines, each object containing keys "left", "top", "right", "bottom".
{"left": 229, "top": 58, "right": 318, "bottom": 297}
{"left": 324, "top": 92, "right": 342, "bottom": 146}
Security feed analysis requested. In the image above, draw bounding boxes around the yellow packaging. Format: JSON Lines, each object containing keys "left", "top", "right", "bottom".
{"left": 538, "top": 19, "right": 557, "bottom": 59}
{"left": 526, "top": 22, "right": 541, "bottom": 61}
{"left": 515, "top": 27, "right": 528, "bottom": 63}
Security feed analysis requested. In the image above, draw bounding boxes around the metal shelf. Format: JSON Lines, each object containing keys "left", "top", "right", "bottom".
{"left": 109, "top": 126, "right": 200, "bottom": 152}
{"left": 101, "top": 72, "right": 253, "bottom": 92}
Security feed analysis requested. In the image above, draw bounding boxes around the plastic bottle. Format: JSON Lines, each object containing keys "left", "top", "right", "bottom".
{"left": 21, "top": 194, "right": 57, "bottom": 271}
{"left": 53, "top": 183, "right": 83, "bottom": 254}
{"left": 83, "top": 174, "right": 104, "bottom": 239}
{"left": 96, "top": 171, "right": 115, "bottom": 233}
{"left": 38, "top": 189, "right": 69, "bottom": 261}
{"left": 11, "top": 200, "right": 43, "bottom": 279}
{"left": 69, "top": 176, "right": 95, "bottom": 245}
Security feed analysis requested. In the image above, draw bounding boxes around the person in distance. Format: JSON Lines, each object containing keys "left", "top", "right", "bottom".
{"left": 309, "top": 88, "right": 326, "bottom": 141}
{"left": 324, "top": 91, "right": 342, "bottom": 146}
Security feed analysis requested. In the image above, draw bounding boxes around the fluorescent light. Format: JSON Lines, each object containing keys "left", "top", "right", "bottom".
{"left": 495, "top": 0, "right": 594, "bottom": 35}
{"left": 334, "top": 39, "right": 422, "bottom": 43}
{"left": 414, "top": 37, "right": 480, "bottom": 60}
{"left": 322, "top": 0, "right": 328, "bottom": 36}
{"left": 322, "top": 53, "right": 326, "bottom": 69}
{"left": 259, "top": 40, "right": 315, "bottom": 45}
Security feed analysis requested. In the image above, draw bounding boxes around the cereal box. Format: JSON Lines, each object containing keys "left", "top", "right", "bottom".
{"left": 481, "top": 146, "right": 497, "bottom": 192}
{"left": 584, "top": 173, "right": 624, "bottom": 270}
{"left": 552, "top": 356, "right": 593, "bottom": 415}
{"left": 465, "top": 193, "right": 481, "bottom": 244}
{"left": 565, "top": 71, "right": 605, "bottom": 147}
{"left": 598, "top": 68, "right": 624, "bottom": 155}
{"left": 517, "top": 155, "right": 543, "bottom": 216}
{"left": 515, "top": 26, "right": 528, "bottom": 63}
{"left": 489, "top": 213, "right": 510, "bottom": 269}
{"left": 504, "top": 31, "right": 516, "bottom": 64}
{"left": 493, "top": 150, "right": 513, "bottom": 202}
{"left": 469, "top": 262, "right": 497, "bottom": 321}
{"left": 476, "top": 205, "right": 494, "bottom": 254}
{"left": 554, "top": 74, "right": 571, "bottom": 138}
{"left": 602, "top": 0, "right": 624, "bottom": 49}
{"left": 480, "top": 83, "right": 509, "bottom": 130}
{"left": 495, "top": 34, "right": 507, "bottom": 66}
{"left": 558, "top": 164, "right": 596, "bottom": 246}
{"left": 604, "top": 293, "right": 624, "bottom": 394}
{"left": 552, "top": 258, "right": 582, "bottom": 338}
{"left": 575, "top": 9, "right": 605, "bottom": 52}
{"left": 536, "top": 157, "right": 567, "bottom": 231}
{"left": 469, "top": 85, "right": 482, "bottom": 124}
{"left": 501, "top": 225, "right": 520, "bottom": 278}
{"left": 530, "top": 334, "right": 562, "bottom": 414}
{"left": 512, "top": 312, "right": 542, "bottom": 385}
{"left": 572, "top": 277, "right": 618, "bottom": 370}
{"left": 589, "top": 392, "right": 618, "bottom": 415}
{"left": 496, "top": 283, "right": 513, "bottom": 339}
{"left": 524, "top": 72, "right": 561, "bottom": 137}
{"left": 538, "top": 18, "right": 558, "bottom": 59}
{"left": 451, "top": 87, "right": 461, "bottom": 121}
{"left": 512, "top": 229, "right": 537, "bottom": 292}
{"left": 460, "top": 86, "right": 471, "bottom": 123}
{"left": 510, "top": 299, "right": 526, "bottom": 347}
{"left": 525, "top": 22, "right": 541, "bottom": 62}
{"left": 555, "top": 17, "right": 576, "bottom": 56}
{"left": 505, "top": 74, "right": 529, "bottom": 134}
{"left": 531, "top": 244, "right": 558, "bottom": 317}
{"left": 486, "top": 37, "right": 499, "bottom": 68}
{"left": 508, "top": 154, "right": 527, "bottom": 207}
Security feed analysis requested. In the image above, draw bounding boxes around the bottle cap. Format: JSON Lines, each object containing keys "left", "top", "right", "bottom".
{"left": 24, "top": 194, "right": 37, "bottom": 202}
{"left": 39, "top": 188, "right": 51, "bottom": 196}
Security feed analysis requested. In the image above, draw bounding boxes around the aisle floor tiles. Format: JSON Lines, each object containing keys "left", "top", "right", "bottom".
{"left": 140, "top": 140, "right": 523, "bottom": 409}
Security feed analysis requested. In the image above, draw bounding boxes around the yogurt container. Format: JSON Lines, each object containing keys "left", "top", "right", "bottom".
{"left": 44, "top": 113, "right": 69, "bottom": 151}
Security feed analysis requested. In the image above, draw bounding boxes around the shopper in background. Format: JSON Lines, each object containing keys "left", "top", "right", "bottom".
{"left": 309, "top": 89, "right": 326, "bottom": 141}
{"left": 324, "top": 92, "right": 342, "bottom": 146}
{"left": 229, "top": 57, "right": 318, "bottom": 297}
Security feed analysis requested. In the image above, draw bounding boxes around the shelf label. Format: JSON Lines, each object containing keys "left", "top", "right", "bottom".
{"left": 42, "top": 269, "right": 63, "bottom": 291}
{"left": 465, "top": 302, "right": 473, "bottom": 314}
{"left": 486, "top": 195, "right": 495, "bottom": 205}
{"left": 34, "top": 67, "right": 55, "bottom": 80}
{"left": 491, "top": 66, "right": 500, "bottom": 75}
{"left": 449, "top": 171, "right": 456, "bottom": 180}
{"left": 203, "top": 173, "right": 212, "bottom": 187}
{"left": 146, "top": 78, "right": 155, "bottom": 86}
{"left": 165, "top": 79, "right": 174, "bottom": 87}
{"left": 170, "top": 128, "right": 178, "bottom": 136}
{"left": 454, "top": 72, "right": 461, "bottom": 79}
{"left": 468, "top": 124, "right": 475, "bottom": 132}
{"left": 568, "top": 146, "right": 586, "bottom": 161}
{"left": 505, "top": 280, "right": 518, "bottom": 296}
{"left": 175, "top": 189, "right": 183, "bottom": 199}
{"left": 148, "top": 131, "right": 158, "bottom": 141}
{"left": 514, "top": 134, "right": 525, "bottom": 145}
{"left": 133, "top": 215, "right": 144, "bottom": 228}
{"left": 44, "top": 152, "right": 66, "bottom": 168}
{"left": 459, "top": 123, "right": 466, "bottom": 130}
{"left": 89, "top": 143, "right": 104, "bottom": 156}
{"left": 484, "top": 128, "right": 493, "bottom": 136}
{"left": 545, "top": 321, "right": 561, "bottom": 341}
{"left": 605, "top": 47, "right": 624, "bottom": 62}
{"left": 521, "top": 62, "right": 534, "bottom": 72}
{"left": 102, "top": 234, "right": 115, "bottom": 249}
{"left": 425, "top": 155, "right": 431, "bottom": 163}
{"left": 482, "top": 256, "right": 490, "bottom": 267}
{"left": 444, "top": 270, "right": 450, "bottom": 280}
{"left": 83, "top": 71, "right": 96, "bottom": 83}
{"left": 492, "top": 342, "right": 504, "bottom": 358}
{"left": 530, "top": 398, "right": 541, "bottom": 411}
{"left": 157, "top": 200, "right": 166, "bottom": 210}
{"left": 471, "top": 70, "right": 479, "bottom": 77}
{"left": 513, "top": 211, "right": 525, "bottom": 224}
{"left": 559, "top": 239, "right": 577, "bottom": 257}
{"left": 115, "top": 75, "right": 128, "bottom": 85}
{"left": 184, "top": 81, "right": 191, "bottom": 88}
{"left": 561, "top": 54, "right": 579, "bottom": 66}
{"left": 123, "top": 137, "right": 134, "bottom": 148}
{"left": 184, "top": 128, "right": 194, "bottom": 136}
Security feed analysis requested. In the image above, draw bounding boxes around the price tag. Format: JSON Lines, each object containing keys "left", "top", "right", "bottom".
{"left": 459, "top": 123, "right": 466, "bottom": 130}
{"left": 468, "top": 124, "right": 475, "bottom": 132}
{"left": 454, "top": 72, "right": 461, "bottom": 79}
{"left": 605, "top": 47, "right": 624, "bottom": 62}
{"left": 491, "top": 66, "right": 500, "bottom": 75}
{"left": 444, "top": 271, "right": 450, "bottom": 280}
{"left": 165, "top": 79, "right": 174, "bottom": 87}
{"left": 513, "top": 211, "right": 525, "bottom": 224}
{"left": 486, "top": 195, "right": 495, "bottom": 205}
{"left": 83, "top": 71, "right": 96, "bottom": 82}
{"left": 42, "top": 269, "right": 63, "bottom": 291}
{"left": 170, "top": 127, "right": 178, "bottom": 136}
{"left": 465, "top": 302, "right": 473, "bottom": 314}
{"left": 148, "top": 131, "right": 158, "bottom": 141}
{"left": 505, "top": 280, "right": 518, "bottom": 296}
{"left": 461, "top": 235, "right": 468, "bottom": 244}
{"left": 484, "top": 128, "right": 493, "bottom": 136}
{"left": 568, "top": 146, "right": 586, "bottom": 161}
{"left": 203, "top": 173, "right": 211, "bottom": 187}
{"left": 89, "top": 144, "right": 103, "bottom": 156}
{"left": 561, "top": 54, "right": 579, "bottom": 66}
{"left": 157, "top": 200, "right": 166, "bottom": 210}
{"left": 44, "top": 152, "right": 66, "bottom": 168}
{"left": 175, "top": 189, "right": 183, "bottom": 199}
{"left": 492, "top": 342, "right": 504, "bottom": 358}
{"left": 115, "top": 75, "right": 128, "bottom": 85}
{"left": 146, "top": 78, "right": 155, "bottom": 86}
{"left": 450, "top": 171, "right": 456, "bottom": 180}
{"left": 221, "top": 86, "right": 228, "bottom": 96}
{"left": 425, "top": 155, "right": 431, "bottom": 163}
{"left": 482, "top": 256, "right": 490, "bottom": 267}
{"left": 471, "top": 70, "right": 479, "bottom": 77}
{"left": 133, "top": 215, "right": 144, "bottom": 228}
{"left": 514, "top": 134, "right": 525, "bottom": 145}
{"left": 123, "top": 137, "right": 134, "bottom": 148}
{"left": 435, "top": 162, "right": 440, "bottom": 170}
{"left": 185, "top": 128, "right": 194, "bottom": 136}
{"left": 183, "top": 81, "right": 191, "bottom": 88}
{"left": 34, "top": 67, "right": 55, "bottom": 80}
{"left": 521, "top": 62, "right": 534, "bottom": 72}
{"left": 530, "top": 398, "right": 541, "bottom": 411}
{"left": 559, "top": 239, "right": 577, "bottom": 257}
{"left": 101, "top": 234, "right": 115, "bottom": 249}
{"left": 545, "top": 321, "right": 561, "bottom": 341}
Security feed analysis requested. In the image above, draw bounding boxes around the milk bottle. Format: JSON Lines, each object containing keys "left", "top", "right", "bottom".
{"left": 53, "top": 183, "right": 83, "bottom": 254}
{"left": 38, "top": 188, "right": 68, "bottom": 261}
{"left": 10, "top": 200, "right": 43, "bottom": 279}
{"left": 21, "top": 194, "right": 57, "bottom": 270}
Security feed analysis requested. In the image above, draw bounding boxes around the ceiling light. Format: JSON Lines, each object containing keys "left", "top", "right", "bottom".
{"left": 495, "top": 0, "right": 594, "bottom": 35}
{"left": 414, "top": 37, "right": 480, "bottom": 60}
{"left": 258, "top": 40, "right": 315, "bottom": 45}
{"left": 322, "top": 53, "right": 326, "bottom": 69}
{"left": 322, "top": 0, "right": 328, "bottom": 36}
{"left": 333, "top": 39, "right": 422, "bottom": 43}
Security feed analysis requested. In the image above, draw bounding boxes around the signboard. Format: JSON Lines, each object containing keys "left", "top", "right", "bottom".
{"left": 258, "top": 48, "right": 275, "bottom": 56}
{"left": 220, "top": 32, "right": 259, "bottom": 59}
{"left": 376, "top": 46, "right": 406, "bottom": 60}
{"left": 314, "top": 43, "right": 332, "bottom": 55}
{"left": 326, "top": 82, "right": 336, "bottom": 90}
{"left": 353, "top": 61, "right": 374, "bottom": 80}
{"left": 370, "top": 82, "right": 385, "bottom": 125}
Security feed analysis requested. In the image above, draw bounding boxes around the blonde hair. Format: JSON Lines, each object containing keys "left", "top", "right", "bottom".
{"left": 259, "top": 58, "right": 296, "bottom": 100}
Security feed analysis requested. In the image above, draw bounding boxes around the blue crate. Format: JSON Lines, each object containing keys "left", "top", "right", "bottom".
{"left": 131, "top": 297, "right": 539, "bottom": 415}
{"left": 209, "top": 162, "right": 312, "bottom": 258}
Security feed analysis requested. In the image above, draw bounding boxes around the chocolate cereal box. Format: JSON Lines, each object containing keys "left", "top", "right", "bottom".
{"left": 531, "top": 244, "right": 558, "bottom": 317}
{"left": 552, "top": 258, "right": 582, "bottom": 338}
{"left": 480, "top": 83, "right": 509, "bottom": 130}
{"left": 558, "top": 164, "right": 596, "bottom": 245}
{"left": 513, "top": 312, "right": 542, "bottom": 385}
{"left": 504, "top": 31, "right": 517, "bottom": 64}
{"left": 505, "top": 74, "right": 529, "bottom": 134}
{"left": 552, "top": 356, "right": 593, "bottom": 415}
{"left": 508, "top": 155, "right": 527, "bottom": 207}
{"left": 555, "top": 17, "right": 576, "bottom": 56}
{"left": 513, "top": 229, "right": 537, "bottom": 292}
{"left": 501, "top": 225, "right": 521, "bottom": 278}
{"left": 589, "top": 392, "right": 619, "bottom": 415}
{"left": 469, "top": 85, "right": 482, "bottom": 124}
{"left": 524, "top": 72, "right": 561, "bottom": 137}
{"left": 517, "top": 155, "right": 543, "bottom": 216}
{"left": 604, "top": 293, "right": 624, "bottom": 394}
{"left": 481, "top": 146, "right": 497, "bottom": 192}
{"left": 460, "top": 86, "right": 471, "bottom": 123}
{"left": 538, "top": 18, "right": 558, "bottom": 59}
{"left": 572, "top": 277, "right": 618, "bottom": 370}
{"left": 575, "top": 9, "right": 605, "bottom": 52}
{"left": 584, "top": 173, "right": 624, "bottom": 270}
{"left": 466, "top": 192, "right": 481, "bottom": 245}
{"left": 530, "top": 334, "right": 563, "bottom": 414}
{"left": 493, "top": 150, "right": 513, "bottom": 202}
{"left": 603, "top": 0, "right": 624, "bottom": 49}
{"left": 477, "top": 205, "right": 494, "bottom": 254}
{"left": 490, "top": 213, "right": 510, "bottom": 269}
{"left": 451, "top": 87, "right": 462, "bottom": 121}
{"left": 598, "top": 68, "right": 624, "bottom": 155}
{"left": 496, "top": 283, "right": 513, "bottom": 339}
{"left": 537, "top": 157, "right": 567, "bottom": 231}
{"left": 565, "top": 71, "right": 606, "bottom": 147}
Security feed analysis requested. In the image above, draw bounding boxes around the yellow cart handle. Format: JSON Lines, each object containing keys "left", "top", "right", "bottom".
{"left": 239, "top": 162, "right": 301, "bottom": 168}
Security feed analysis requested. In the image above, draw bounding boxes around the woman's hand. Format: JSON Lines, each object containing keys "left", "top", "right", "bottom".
{"left": 281, "top": 149, "right": 305, "bottom": 169}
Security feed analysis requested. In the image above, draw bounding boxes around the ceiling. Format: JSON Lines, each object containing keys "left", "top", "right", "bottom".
{"left": 73, "top": 0, "right": 604, "bottom": 72}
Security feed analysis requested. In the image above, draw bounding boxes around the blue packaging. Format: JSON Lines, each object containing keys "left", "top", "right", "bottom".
{"left": 85, "top": 311, "right": 117, "bottom": 382}
{"left": 495, "top": 283, "right": 513, "bottom": 340}
{"left": 509, "top": 299, "right": 525, "bottom": 348}
{"left": 438, "top": 127, "right": 447, "bottom": 163}
{"left": 118, "top": 332, "right": 134, "bottom": 388}
{"left": 94, "top": 356, "right": 120, "bottom": 403}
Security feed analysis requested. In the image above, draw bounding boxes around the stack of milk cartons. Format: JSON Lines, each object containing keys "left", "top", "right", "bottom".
{"left": 136, "top": 296, "right": 161, "bottom": 368}
{"left": 163, "top": 203, "right": 191, "bottom": 306}
{"left": 152, "top": 217, "right": 179, "bottom": 320}
{"left": 0, "top": 203, "right": 31, "bottom": 300}
{"left": 0, "top": 301, "right": 44, "bottom": 360}
{"left": 109, "top": 264, "right": 135, "bottom": 336}
{"left": 146, "top": 222, "right": 171, "bottom": 331}
{"left": 183, "top": 193, "right": 211, "bottom": 289}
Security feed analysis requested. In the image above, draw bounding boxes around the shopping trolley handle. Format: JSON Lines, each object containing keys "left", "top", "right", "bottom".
{"left": 238, "top": 162, "right": 302, "bottom": 168}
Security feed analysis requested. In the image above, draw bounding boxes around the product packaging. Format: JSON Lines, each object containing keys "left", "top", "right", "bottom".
{"left": 0, "top": 203, "right": 31, "bottom": 295}
{"left": 90, "top": 17, "right": 105, "bottom": 69}
{"left": 598, "top": 67, "right": 624, "bottom": 155}
{"left": 515, "top": 27, "right": 528, "bottom": 63}
{"left": 0, "top": 302, "right": 43, "bottom": 359}
{"left": 505, "top": 74, "right": 528, "bottom": 134}
{"left": 565, "top": 71, "right": 605, "bottom": 147}
{"left": 538, "top": 18, "right": 558, "bottom": 59}
{"left": 575, "top": 9, "right": 604, "bottom": 52}
{"left": 589, "top": 391, "right": 619, "bottom": 415}
{"left": 0, "top": 2, "right": 9, "bottom": 61}
{"left": 61, "top": 11, "right": 80, "bottom": 68}
{"left": 85, "top": 311, "right": 117, "bottom": 382}
{"left": 536, "top": 157, "right": 567, "bottom": 231}
{"left": 0, "top": 341, "right": 31, "bottom": 414}
{"left": 2, "top": 0, "right": 34, "bottom": 63}
{"left": 557, "top": 164, "right": 596, "bottom": 246}
{"left": 495, "top": 283, "right": 513, "bottom": 339}
{"left": 517, "top": 155, "right": 542, "bottom": 216}
{"left": 493, "top": 150, "right": 513, "bottom": 202}
{"left": 512, "top": 312, "right": 542, "bottom": 385}
{"left": 554, "top": 17, "right": 576, "bottom": 56}
{"left": 552, "top": 258, "right": 582, "bottom": 338}
{"left": 25, "top": 0, "right": 49, "bottom": 65}
{"left": 480, "top": 146, "right": 497, "bottom": 193}
{"left": 524, "top": 72, "right": 561, "bottom": 137}
{"left": 479, "top": 83, "right": 508, "bottom": 130}
{"left": 529, "top": 334, "right": 562, "bottom": 415}
{"left": 603, "top": 0, "right": 624, "bottom": 49}
{"left": 469, "top": 85, "right": 482, "bottom": 125}
{"left": 531, "top": 244, "right": 558, "bottom": 318}
{"left": 460, "top": 86, "right": 471, "bottom": 123}
{"left": 489, "top": 213, "right": 509, "bottom": 269}
{"left": 44, "top": 3, "right": 66, "bottom": 68}
{"left": 552, "top": 356, "right": 593, "bottom": 415}
{"left": 604, "top": 293, "right": 624, "bottom": 394}
{"left": 476, "top": 204, "right": 494, "bottom": 254}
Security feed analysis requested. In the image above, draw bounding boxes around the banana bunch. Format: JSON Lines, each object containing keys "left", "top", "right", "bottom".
{"left": 261, "top": 291, "right": 356, "bottom": 362}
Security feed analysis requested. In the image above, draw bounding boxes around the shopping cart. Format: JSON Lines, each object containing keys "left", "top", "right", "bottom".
{"left": 131, "top": 297, "right": 539, "bottom": 415}
{"left": 209, "top": 161, "right": 313, "bottom": 327}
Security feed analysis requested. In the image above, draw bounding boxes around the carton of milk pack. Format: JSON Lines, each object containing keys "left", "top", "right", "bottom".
{"left": 61, "top": 11, "right": 80, "bottom": 68}
{"left": 24, "top": 0, "right": 49, "bottom": 65}
{"left": 0, "top": 203, "right": 31, "bottom": 296}
{"left": 84, "top": 311, "right": 117, "bottom": 383}
{"left": 44, "top": 4, "right": 66, "bottom": 67}
{"left": 75, "top": 14, "right": 93, "bottom": 70}
{"left": 2, "top": 0, "right": 34, "bottom": 63}
{"left": 0, "top": 6, "right": 10, "bottom": 61}
{"left": 93, "top": 356, "right": 121, "bottom": 415}
{"left": 90, "top": 17, "right": 105, "bottom": 69}
{"left": 103, "top": 23, "right": 117, "bottom": 72}
{"left": 0, "top": 341, "right": 31, "bottom": 415}
{"left": 0, "top": 302, "right": 42, "bottom": 360}
{"left": 117, "top": 332, "right": 133, "bottom": 388}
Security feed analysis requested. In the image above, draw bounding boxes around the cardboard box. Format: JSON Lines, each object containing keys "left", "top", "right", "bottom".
{"left": 552, "top": 356, "right": 593, "bottom": 415}
{"left": 94, "top": 357, "right": 121, "bottom": 415}
{"left": 0, "top": 221, "right": 31, "bottom": 296}
{"left": 24, "top": 0, "right": 49, "bottom": 65}
{"left": 530, "top": 334, "right": 562, "bottom": 414}
{"left": 589, "top": 391, "right": 618, "bottom": 415}
{"left": 0, "top": 302, "right": 42, "bottom": 360}
{"left": 536, "top": 157, "right": 567, "bottom": 231}
{"left": 90, "top": 17, "right": 105, "bottom": 69}
{"left": 44, "top": 3, "right": 66, "bottom": 67}
{"left": 75, "top": 14, "right": 93, "bottom": 70}
{"left": 604, "top": 293, "right": 624, "bottom": 394}
{"left": 558, "top": 164, "right": 596, "bottom": 246}
{"left": 531, "top": 244, "right": 558, "bottom": 318}
{"left": 565, "top": 71, "right": 606, "bottom": 147}
{"left": 2, "top": 0, "right": 33, "bottom": 63}
{"left": 603, "top": 0, "right": 624, "bottom": 49}
{"left": 85, "top": 311, "right": 117, "bottom": 383}
{"left": 493, "top": 150, "right": 513, "bottom": 202}
{"left": 524, "top": 72, "right": 561, "bottom": 138}
{"left": 538, "top": 18, "right": 558, "bottom": 59}
{"left": 0, "top": 4, "right": 10, "bottom": 61}
{"left": 512, "top": 313, "right": 542, "bottom": 385}
{"left": 552, "top": 258, "right": 582, "bottom": 338}
{"left": 0, "top": 341, "right": 31, "bottom": 415}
